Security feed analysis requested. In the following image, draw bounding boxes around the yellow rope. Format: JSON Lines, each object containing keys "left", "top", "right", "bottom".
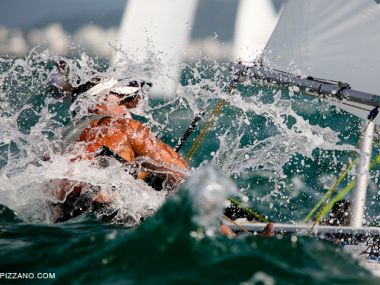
{"left": 183, "top": 89, "right": 268, "bottom": 232}
{"left": 318, "top": 153, "right": 380, "bottom": 219}
{"left": 228, "top": 198, "right": 269, "bottom": 223}
{"left": 303, "top": 157, "right": 358, "bottom": 224}
{"left": 308, "top": 121, "right": 373, "bottom": 230}
{"left": 223, "top": 215, "right": 256, "bottom": 237}
{"left": 184, "top": 99, "right": 225, "bottom": 162}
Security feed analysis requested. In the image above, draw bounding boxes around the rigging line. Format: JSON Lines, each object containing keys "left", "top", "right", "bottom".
{"left": 182, "top": 80, "right": 238, "bottom": 162}
{"left": 303, "top": 157, "right": 358, "bottom": 224}
{"left": 228, "top": 198, "right": 269, "bottom": 223}
{"left": 320, "top": 153, "right": 380, "bottom": 219}
{"left": 184, "top": 99, "right": 225, "bottom": 162}
{"left": 180, "top": 86, "right": 271, "bottom": 223}
{"left": 179, "top": 79, "right": 272, "bottom": 225}
{"left": 174, "top": 110, "right": 205, "bottom": 152}
{"left": 310, "top": 148, "right": 359, "bottom": 230}
{"left": 309, "top": 119, "right": 374, "bottom": 230}
{"left": 186, "top": 100, "right": 225, "bottom": 159}
{"left": 319, "top": 181, "right": 355, "bottom": 221}
{"left": 223, "top": 215, "right": 256, "bottom": 237}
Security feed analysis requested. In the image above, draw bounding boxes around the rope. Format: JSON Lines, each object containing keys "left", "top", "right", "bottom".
{"left": 179, "top": 83, "right": 269, "bottom": 227}
{"left": 228, "top": 198, "right": 269, "bottom": 223}
{"left": 308, "top": 119, "right": 375, "bottom": 230}
{"left": 223, "top": 215, "right": 256, "bottom": 237}
{"left": 183, "top": 95, "right": 271, "bottom": 225}
{"left": 184, "top": 99, "right": 225, "bottom": 162}
{"left": 303, "top": 157, "right": 358, "bottom": 224}
{"left": 318, "top": 181, "right": 355, "bottom": 221}
{"left": 318, "top": 154, "right": 380, "bottom": 219}
{"left": 309, "top": 151, "right": 359, "bottom": 230}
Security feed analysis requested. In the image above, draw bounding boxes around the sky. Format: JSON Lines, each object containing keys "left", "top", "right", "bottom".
{"left": 0, "top": 0, "right": 283, "bottom": 59}
{"left": 0, "top": 0, "right": 126, "bottom": 32}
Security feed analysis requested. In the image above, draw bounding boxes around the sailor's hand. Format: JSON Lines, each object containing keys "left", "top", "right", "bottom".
{"left": 93, "top": 193, "right": 114, "bottom": 204}
{"left": 137, "top": 171, "right": 149, "bottom": 180}
{"left": 220, "top": 224, "right": 236, "bottom": 238}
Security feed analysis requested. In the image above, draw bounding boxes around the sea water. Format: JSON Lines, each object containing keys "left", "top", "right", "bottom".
{"left": 0, "top": 49, "right": 380, "bottom": 284}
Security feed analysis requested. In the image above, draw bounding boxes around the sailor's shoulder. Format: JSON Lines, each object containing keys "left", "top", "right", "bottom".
{"left": 92, "top": 116, "right": 128, "bottom": 126}
{"left": 61, "top": 114, "right": 103, "bottom": 145}
{"left": 108, "top": 116, "right": 144, "bottom": 128}
{"left": 94, "top": 116, "right": 112, "bottom": 126}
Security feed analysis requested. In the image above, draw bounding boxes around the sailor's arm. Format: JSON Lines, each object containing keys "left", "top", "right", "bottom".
{"left": 124, "top": 119, "right": 189, "bottom": 183}
{"left": 81, "top": 117, "right": 189, "bottom": 184}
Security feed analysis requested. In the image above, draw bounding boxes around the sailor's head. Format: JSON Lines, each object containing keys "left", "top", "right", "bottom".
{"left": 51, "top": 60, "right": 152, "bottom": 117}
{"left": 92, "top": 80, "right": 149, "bottom": 117}
{"left": 71, "top": 78, "right": 152, "bottom": 118}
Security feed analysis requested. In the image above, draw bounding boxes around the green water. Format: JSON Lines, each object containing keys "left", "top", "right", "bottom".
{"left": 0, "top": 190, "right": 378, "bottom": 285}
{"left": 1, "top": 53, "right": 380, "bottom": 284}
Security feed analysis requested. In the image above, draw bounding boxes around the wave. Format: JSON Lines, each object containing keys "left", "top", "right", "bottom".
{"left": 0, "top": 166, "right": 377, "bottom": 284}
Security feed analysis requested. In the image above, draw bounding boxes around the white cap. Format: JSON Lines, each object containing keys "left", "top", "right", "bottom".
{"left": 86, "top": 78, "right": 140, "bottom": 98}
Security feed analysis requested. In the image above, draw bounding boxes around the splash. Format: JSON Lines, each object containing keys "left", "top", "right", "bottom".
{"left": 185, "top": 165, "right": 237, "bottom": 231}
{"left": 213, "top": 89, "right": 352, "bottom": 177}
{"left": 0, "top": 49, "right": 357, "bottom": 225}
{"left": 0, "top": 50, "right": 169, "bottom": 224}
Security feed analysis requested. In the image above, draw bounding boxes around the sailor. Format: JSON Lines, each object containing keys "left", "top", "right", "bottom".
{"left": 48, "top": 62, "right": 189, "bottom": 222}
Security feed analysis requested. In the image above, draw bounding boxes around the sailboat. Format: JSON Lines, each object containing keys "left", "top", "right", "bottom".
{"left": 228, "top": 0, "right": 380, "bottom": 274}
{"left": 233, "top": 0, "right": 282, "bottom": 61}
{"left": 114, "top": 0, "right": 286, "bottom": 97}
{"left": 114, "top": 0, "right": 198, "bottom": 97}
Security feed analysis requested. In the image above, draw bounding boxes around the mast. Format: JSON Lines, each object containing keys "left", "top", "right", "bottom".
{"left": 351, "top": 121, "right": 375, "bottom": 228}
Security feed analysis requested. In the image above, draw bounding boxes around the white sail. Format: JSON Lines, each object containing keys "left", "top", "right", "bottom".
{"left": 233, "top": 0, "right": 281, "bottom": 61}
{"left": 264, "top": 0, "right": 380, "bottom": 97}
{"left": 115, "top": 0, "right": 199, "bottom": 97}
{"left": 260, "top": 0, "right": 380, "bottom": 229}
